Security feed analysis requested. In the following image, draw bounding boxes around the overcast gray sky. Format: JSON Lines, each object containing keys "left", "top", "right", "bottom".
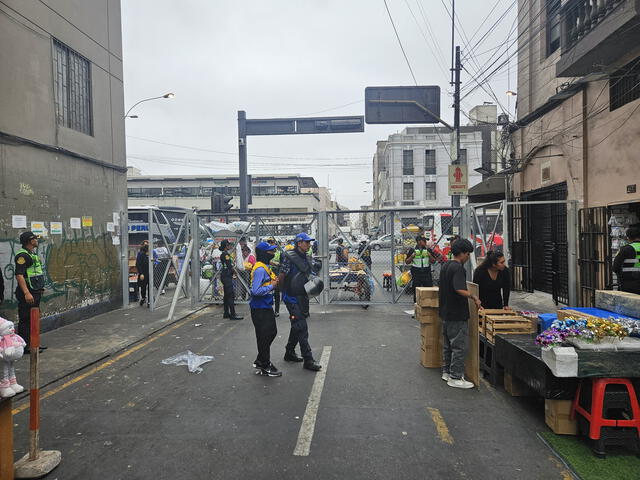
{"left": 122, "top": 0, "right": 517, "bottom": 209}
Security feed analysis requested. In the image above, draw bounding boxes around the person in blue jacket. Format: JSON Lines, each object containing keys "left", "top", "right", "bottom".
{"left": 249, "top": 241, "right": 281, "bottom": 377}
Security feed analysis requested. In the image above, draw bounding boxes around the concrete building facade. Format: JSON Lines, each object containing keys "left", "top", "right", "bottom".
{"left": 0, "top": 1, "right": 127, "bottom": 328}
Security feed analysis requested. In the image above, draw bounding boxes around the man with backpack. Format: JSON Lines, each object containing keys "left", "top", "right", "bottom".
{"left": 278, "top": 232, "right": 322, "bottom": 372}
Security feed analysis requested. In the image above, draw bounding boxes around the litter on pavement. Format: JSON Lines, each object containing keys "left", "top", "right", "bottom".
{"left": 161, "top": 350, "right": 214, "bottom": 373}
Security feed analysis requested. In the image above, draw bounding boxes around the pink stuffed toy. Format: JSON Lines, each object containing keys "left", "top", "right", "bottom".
{"left": 0, "top": 317, "right": 26, "bottom": 398}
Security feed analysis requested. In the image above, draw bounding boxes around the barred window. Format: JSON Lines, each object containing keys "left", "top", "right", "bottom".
{"left": 546, "top": 0, "right": 561, "bottom": 56}
{"left": 402, "top": 150, "right": 414, "bottom": 175}
{"left": 53, "top": 39, "right": 93, "bottom": 135}
{"left": 425, "top": 150, "right": 436, "bottom": 174}
{"left": 610, "top": 57, "right": 640, "bottom": 111}
{"left": 425, "top": 182, "right": 437, "bottom": 200}
{"left": 403, "top": 182, "right": 414, "bottom": 200}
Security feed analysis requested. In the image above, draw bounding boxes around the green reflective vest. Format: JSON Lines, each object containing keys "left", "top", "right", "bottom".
{"left": 412, "top": 249, "right": 431, "bottom": 268}
{"left": 17, "top": 248, "right": 45, "bottom": 290}
{"left": 622, "top": 242, "right": 640, "bottom": 273}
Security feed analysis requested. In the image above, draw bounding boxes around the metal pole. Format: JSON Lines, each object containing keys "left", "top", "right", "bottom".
{"left": 121, "top": 210, "right": 128, "bottom": 309}
{"left": 390, "top": 212, "right": 397, "bottom": 303}
{"left": 502, "top": 199, "right": 510, "bottom": 266}
{"left": 238, "top": 110, "right": 248, "bottom": 214}
{"left": 451, "top": 45, "right": 461, "bottom": 209}
{"left": 148, "top": 208, "right": 155, "bottom": 312}
{"left": 318, "top": 211, "right": 330, "bottom": 306}
{"left": 191, "top": 212, "right": 199, "bottom": 309}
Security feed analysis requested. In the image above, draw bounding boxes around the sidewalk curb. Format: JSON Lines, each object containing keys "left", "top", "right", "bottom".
{"left": 14, "top": 304, "right": 214, "bottom": 402}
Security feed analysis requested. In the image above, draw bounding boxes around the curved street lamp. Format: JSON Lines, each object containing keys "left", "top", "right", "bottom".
{"left": 124, "top": 92, "right": 175, "bottom": 118}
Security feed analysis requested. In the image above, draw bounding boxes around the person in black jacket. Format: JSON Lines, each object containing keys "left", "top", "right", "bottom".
{"left": 472, "top": 250, "right": 511, "bottom": 310}
{"left": 613, "top": 224, "right": 640, "bottom": 294}
{"left": 136, "top": 244, "right": 150, "bottom": 306}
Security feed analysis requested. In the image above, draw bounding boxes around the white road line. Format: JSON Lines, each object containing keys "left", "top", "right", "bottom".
{"left": 293, "top": 346, "right": 332, "bottom": 457}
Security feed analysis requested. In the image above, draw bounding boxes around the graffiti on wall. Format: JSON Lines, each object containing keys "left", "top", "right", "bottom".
{"left": 0, "top": 228, "right": 120, "bottom": 318}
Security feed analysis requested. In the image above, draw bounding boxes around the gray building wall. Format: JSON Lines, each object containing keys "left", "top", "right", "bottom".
{"left": 0, "top": 0, "right": 127, "bottom": 330}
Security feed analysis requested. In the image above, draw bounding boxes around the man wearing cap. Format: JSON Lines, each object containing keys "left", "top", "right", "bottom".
{"left": 14, "top": 231, "right": 47, "bottom": 352}
{"left": 405, "top": 235, "right": 436, "bottom": 302}
{"left": 249, "top": 241, "right": 281, "bottom": 376}
{"left": 219, "top": 239, "right": 243, "bottom": 320}
{"left": 278, "top": 232, "right": 322, "bottom": 372}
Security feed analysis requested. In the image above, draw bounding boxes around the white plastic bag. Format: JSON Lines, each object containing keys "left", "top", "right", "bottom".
{"left": 161, "top": 350, "right": 214, "bottom": 373}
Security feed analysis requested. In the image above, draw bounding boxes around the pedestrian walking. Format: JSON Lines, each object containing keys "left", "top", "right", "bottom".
{"left": 278, "top": 232, "right": 322, "bottom": 372}
{"left": 136, "top": 244, "right": 150, "bottom": 306}
{"left": 335, "top": 238, "right": 348, "bottom": 266}
{"left": 439, "top": 239, "right": 480, "bottom": 389}
{"left": 250, "top": 241, "right": 281, "bottom": 377}
{"left": 406, "top": 235, "right": 435, "bottom": 301}
{"left": 472, "top": 250, "right": 511, "bottom": 310}
{"left": 14, "top": 231, "right": 47, "bottom": 353}
{"left": 613, "top": 224, "right": 640, "bottom": 294}
{"left": 220, "top": 239, "right": 243, "bottom": 320}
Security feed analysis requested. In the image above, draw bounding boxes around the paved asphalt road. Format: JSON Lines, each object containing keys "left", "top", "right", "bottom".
{"left": 12, "top": 304, "right": 571, "bottom": 480}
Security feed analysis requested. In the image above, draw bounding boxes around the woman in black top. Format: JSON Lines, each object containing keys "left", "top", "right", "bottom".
{"left": 472, "top": 251, "right": 511, "bottom": 310}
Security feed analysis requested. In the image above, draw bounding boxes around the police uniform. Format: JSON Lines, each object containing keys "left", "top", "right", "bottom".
{"left": 409, "top": 247, "right": 433, "bottom": 301}
{"left": 613, "top": 241, "right": 640, "bottom": 294}
{"left": 220, "top": 241, "right": 242, "bottom": 320}
{"left": 14, "top": 235, "right": 46, "bottom": 349}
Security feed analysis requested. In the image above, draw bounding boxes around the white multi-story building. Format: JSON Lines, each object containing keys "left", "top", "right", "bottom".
{"left": 372, "top": 122, "right": 496, "bottom": 212}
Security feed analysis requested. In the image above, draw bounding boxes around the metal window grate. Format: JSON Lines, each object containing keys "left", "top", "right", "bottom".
{"left": 610, "top": 57, "right": 640, "bottom": 111}
{"left": 578, "top": 207, "right": 611, "bottom": 306}
{"left": 53, "top": 39, "right": 93, "bottom": 135}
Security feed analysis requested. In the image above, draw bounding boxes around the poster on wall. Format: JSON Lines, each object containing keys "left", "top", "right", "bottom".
{"left": 31, "top": 221, "right": 46, "bottom": 236}
{"left": 82, "top": 216, "right": 93, "bottom": 227}
{"left": 112, "top": 236, "right": 120, "bottom": 245}
{"left": 113, "top": 212, "right": 120, "bottom": 224}
{"left": 106, "top": 222, "right": 115, "bottom": 232}
{"left": 70, "top": 217, "right": 81, "bottom": 229}
{"left": 50, "top": 222, "right": 63, "bottom": 235}
{"left": 12, "top": 215, "right": 27, "bottom": 229}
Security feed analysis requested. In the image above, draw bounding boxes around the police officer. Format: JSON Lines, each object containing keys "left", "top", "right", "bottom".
{"left": 219, "top": 239, "right": 243, "bottom": 320}
{"left": 278, "top": 232, "right": 322, "bottom": 372}
{"left": 613, "top": 224, "right": 640, "bottom": 294}
{"left": 14, "top": 231, "right": 47, "bottom": 352}
{"left": 406, "top": 235, "right": 435, "bottom": 302}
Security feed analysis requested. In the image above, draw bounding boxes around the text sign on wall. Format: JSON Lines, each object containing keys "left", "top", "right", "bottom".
{"left": 448, "top": 165, "right": 468, "bottom": 196}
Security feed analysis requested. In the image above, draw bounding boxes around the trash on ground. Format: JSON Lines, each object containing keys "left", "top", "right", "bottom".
{"left": 404, "top": 310, "right": 414, "bottom": 315}
{"left": 161, "top": 350, "right": 214, "bottom": 373}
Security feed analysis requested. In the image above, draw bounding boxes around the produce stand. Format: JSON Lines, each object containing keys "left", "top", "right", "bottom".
{"left": 328, "top": 267, "right": 371, "bottom": 302}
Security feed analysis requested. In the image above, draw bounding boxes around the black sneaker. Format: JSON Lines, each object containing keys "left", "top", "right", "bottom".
{"left": 253, "top": 359, "right": 264, "bottom": 369}
{"left": 139, "top": 299, "right": 145, "bottom": 306}
{"left": 303, "top": 360, "right": 322, "bottom": 372}
{"left": 284, "top": 351, "right": 304, "bottom": 363}
{"left": 229, "top": 315, "right": 244, "bottom": 320}
{"left": 259, "top": 363, "right": 282, "bottom": 377}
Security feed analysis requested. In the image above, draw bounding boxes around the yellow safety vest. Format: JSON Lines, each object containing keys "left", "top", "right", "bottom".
{"left": 250, "top": 261, "right": 276, "bottom": 287}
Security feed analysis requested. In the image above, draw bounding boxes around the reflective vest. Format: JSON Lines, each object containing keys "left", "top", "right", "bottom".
{"left": 622, "top": 242, "right": 640, "bottom": 274}
{"left": 250, "top": 261, "right": 276, "bottom": 286}
{"left": 412, "top": 249, "right": 431, "bottom": 268}
{"left": 17, "top": 248, "right": 45, "bottom": 290}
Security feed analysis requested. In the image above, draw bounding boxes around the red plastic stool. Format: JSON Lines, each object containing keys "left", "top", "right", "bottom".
{"left": 571, "top": 378, "right": 640, "bottom": 440}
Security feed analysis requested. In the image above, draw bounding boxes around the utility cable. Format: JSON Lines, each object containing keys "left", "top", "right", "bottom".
{"left": 383, "top": 0, "right": 418, "bottom": 85}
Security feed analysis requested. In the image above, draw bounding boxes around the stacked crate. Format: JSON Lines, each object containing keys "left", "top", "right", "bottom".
{"left": 484, "top": 313, "right": 535, "bottom": 343}
{"left": 415, "top": 287, "right": 443, "bottom": 368}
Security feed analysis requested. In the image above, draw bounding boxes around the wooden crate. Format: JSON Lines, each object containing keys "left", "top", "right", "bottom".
{"left": 479, "top": 309, "right": 513, "bottom": 337}
{"left": 557, "top": 309, "right": 599, "bottom": 322}
{"left": 484, "top": 314, "right": 534, "bottom": 343}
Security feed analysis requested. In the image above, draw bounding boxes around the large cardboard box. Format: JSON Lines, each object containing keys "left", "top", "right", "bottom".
{"left": 544, "top": 399, "right": 577, "bottom": 435}
{"left": 415, "top": 287, "right": 439, "bottom": 307}
{"left": 421, "top": 346, "right": 443, "bottom": 368}
{"left": 415, "top": 304, "right": 438, "bottom": 324}
{"left": 420, "top": 319, "right": 443, "bottom": 368}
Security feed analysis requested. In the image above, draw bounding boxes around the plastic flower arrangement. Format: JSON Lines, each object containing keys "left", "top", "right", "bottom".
{"left": 584, "top": 317, "right": 628, "bottom": 341}
{"left": 614, "top": 317, "right": 640, "bottom": 337}
{"left": 535, "top": 316, "right": 629, "bottom": 347}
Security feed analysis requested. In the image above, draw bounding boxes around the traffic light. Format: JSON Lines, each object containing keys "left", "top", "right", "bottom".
{"left": 211, "top": 192, "right": 233, "bottom": 213}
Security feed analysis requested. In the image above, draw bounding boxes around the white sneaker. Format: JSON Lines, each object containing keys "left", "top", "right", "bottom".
{"left": 10, "top": 383, "right": 24, "bottom": 394}
{"left": 447, "top": 378, "right": 474, "bottom": 389}
{"left": 441, "top": 373, "right": 450, "bottom": 382}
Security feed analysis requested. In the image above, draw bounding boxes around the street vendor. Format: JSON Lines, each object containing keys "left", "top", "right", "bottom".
{"left": 405, "top": 235, "right": 436, "bottom": 301}
{"left": 613, "top": 223, "right": 640, "bottom": 294}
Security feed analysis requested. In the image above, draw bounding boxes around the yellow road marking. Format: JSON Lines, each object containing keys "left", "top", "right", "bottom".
{"left": 427, "top": 407, "right": 454, "bottom": 445}
{"left": 12, "top": 308, "right": 211, "bottom": 415}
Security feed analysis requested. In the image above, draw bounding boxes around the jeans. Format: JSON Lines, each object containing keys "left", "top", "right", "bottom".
{"left": 442, "top": 320, "right": 468, "bottom": 380}
{"left": 285, "top": 296, "right": 313, "bottom": 360}
{"left": 251, "top": 308, "right": 277, "bottom": 366}
{"left": 15, "top": 289, "right": 42, "bottom": 348}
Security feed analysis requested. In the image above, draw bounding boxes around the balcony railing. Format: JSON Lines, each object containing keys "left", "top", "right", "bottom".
{"left": 563, "top": 0, "right": 624, "bottom": 52}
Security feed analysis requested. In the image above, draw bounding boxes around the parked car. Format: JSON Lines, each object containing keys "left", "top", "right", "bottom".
{"left": 370, "top": 234, "right": 394, "bottom": 250}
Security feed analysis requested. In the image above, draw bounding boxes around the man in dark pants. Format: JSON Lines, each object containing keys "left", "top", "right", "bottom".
{"left": 439, "top": 239, "right": 480, "bottom": 389}
{"left": 406, "top": 235, "right": 435, "bottom": 302}
{"left": 278, "top": 232, "right": 321, "bottom": 372}
{"left": 14, "top": 231, "right": 47, "bottom": 353}
{"left": 136, "top": 244, "right": 150, "bottom": 306}
{"left": 250, "top": 241, "right": 281, "bottom": 377}
{"left": 219, "top": 240, "right": 243, "bottom": 320}
{"left": 613, "top": 223, "right": 640, "bottom": 294}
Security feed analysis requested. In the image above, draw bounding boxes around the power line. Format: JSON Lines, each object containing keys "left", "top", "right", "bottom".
{"left": 383, "top": 0, "right": 418, "bottom": 85}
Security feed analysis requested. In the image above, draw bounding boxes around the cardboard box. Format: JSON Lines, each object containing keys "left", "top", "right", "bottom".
{"left": 420, "top": 322, "right": 441, "bottom": 343}
{"left": 544, "top": 399, "right": 577, "bottom": 435}
{"left": 420, "top": 319, "right": 443, "bottom": 368}
{"left": 415, "top": 287, "right": 439, "bottom": 307}
{"left": 421, "top": 345, "right": 443, "bottom": 368}
{"left": 415, "top": 305, "right": 439, "bottom": 324}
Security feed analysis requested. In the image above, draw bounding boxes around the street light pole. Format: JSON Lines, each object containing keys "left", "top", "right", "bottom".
{"left": 124, "top": 92, "right": 175, "bottom": 118}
